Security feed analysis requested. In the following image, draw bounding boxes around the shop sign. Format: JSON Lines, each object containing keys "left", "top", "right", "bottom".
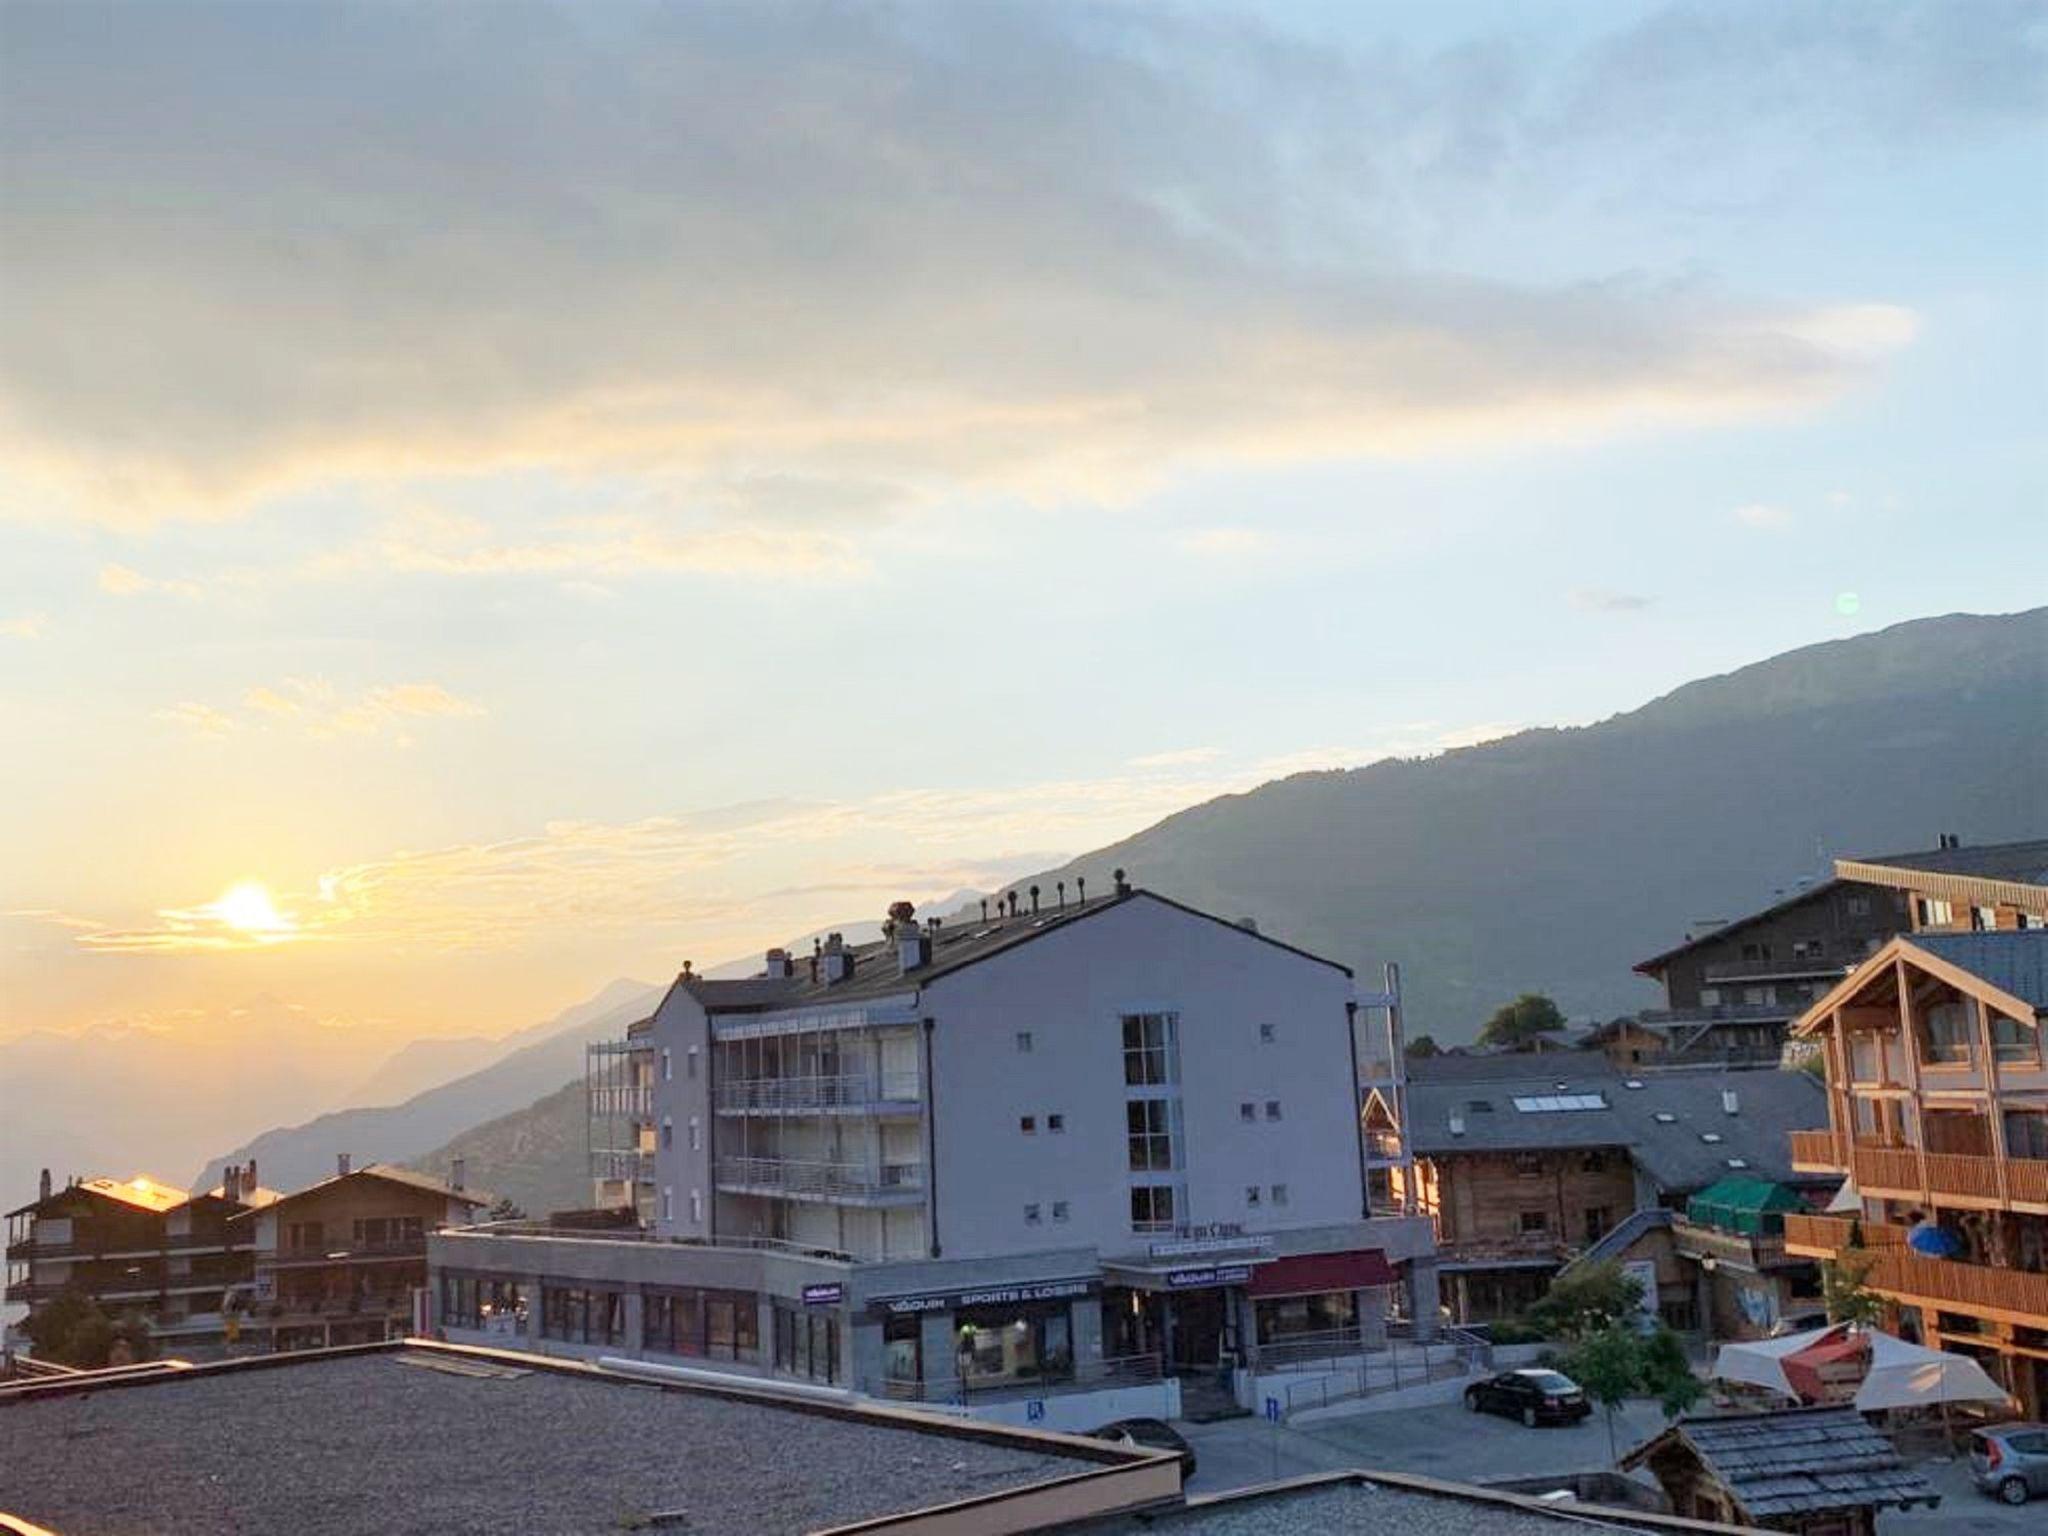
{"left": 1148, "top": 1231, "right": 1273, "bottom": 1260}
{"left": 873, "top": 1277, "right": 1097, "bottom": 1317}
{"left": 801, "top": 1283, "right": 845, "bottom": 1307}
{"left": 1163, "top": 1264, "right": 1253, "bottom": 1290}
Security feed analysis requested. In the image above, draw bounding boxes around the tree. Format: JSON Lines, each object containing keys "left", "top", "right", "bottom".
{"left": 1822, "top": 1251, "right": 1884, "bottom": 1328}
{"left": 1565, "top": 1323, "right": 1702, "bottom": 1463}
{"left": 1404, "top": 1034, "right": 1441, "bottom": 1059}
{"left": 1568, "top": 1324, "right": 1642, "bottom": 1463}
{"left": 485, "top": 1197, "right": 527, "bottom": 1223}
{"left": 21, "top": 1288, "right": 156, "bottom": 1368}
{"left": 1478, "top": 993, "right": 1569, "bottom": 1050}
{"left": 1526, "top": 1261, "right": 1644, "bottom": 1343}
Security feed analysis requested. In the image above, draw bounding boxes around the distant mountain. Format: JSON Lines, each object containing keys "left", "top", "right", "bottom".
{"left": 191, "top": 979, "right": 660, "bottom": 1194}
{"left": 998, "top": 608, "right": 2047, "bottom": 1041}
{"left": 408, "top": 1078, "right": 589, "bottom": 1219}
{"left": 0, "top": 996, "right": 389, "bottom": 1220}
{"left": 337, "top": 978, "right": 656, "bottom": 1109}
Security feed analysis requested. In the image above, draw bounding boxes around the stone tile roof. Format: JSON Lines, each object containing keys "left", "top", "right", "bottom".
{"left": 1621, "top": 1407, "right": 1939, "bottom": 1519}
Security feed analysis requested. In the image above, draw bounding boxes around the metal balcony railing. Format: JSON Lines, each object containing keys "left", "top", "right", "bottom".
{"left": 588, "top": 1085, "right": 655, "bottom": 1118}
{"left": 590, "top": 1149, "right": 656, "bottom": 1183}
{"left": 714, "top": 1072, "right": 922, "bottom": 1114}
{"left": 714, "top": 1156, "right": 925, "bottom": 1201}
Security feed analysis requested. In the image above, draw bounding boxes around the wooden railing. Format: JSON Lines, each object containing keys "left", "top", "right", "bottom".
{"left": 1789, "top": 1130, "right": 1845, "bottom": 1169}
{"left": 1861, "top": 1248, "right": 2048, "bottom": 1328}
{"left": 1848, "top": 1144, "right": 2048, "bottom": 1208}
{"left": 1670, "top": 1219, "right": 1788, "bottom": 1270}
{"left": 1780, "top": 1213, "right": 1908, "bottom": 1257}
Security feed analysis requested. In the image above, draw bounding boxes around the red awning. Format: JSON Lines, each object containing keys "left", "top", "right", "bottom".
{"left": 1248, "top": 1249, "right": 1398, "bottom": 1299}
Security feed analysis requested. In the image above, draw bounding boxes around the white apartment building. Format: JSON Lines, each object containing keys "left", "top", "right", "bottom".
{"left": 430, "top": 878, "right": 1436, "bottom": 1428}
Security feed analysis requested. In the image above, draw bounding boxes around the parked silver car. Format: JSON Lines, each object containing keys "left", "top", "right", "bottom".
{"left": 1970, "top": 1422, "right": 2048, "bottom": 1506}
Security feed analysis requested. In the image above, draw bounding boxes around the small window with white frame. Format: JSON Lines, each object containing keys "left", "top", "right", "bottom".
{"left": 1264, "top": 1100, "right": 1282, "bottom": 1120}
{"left": 687, "top": 1045, "right": 700, "bottom": 1079}
{"left": 662, "top": 1049, "right": 673, "bottom": 1082}
{"left": 1015, "top": 1030, "right": 1034, "bottom": 1053}
{"left": 689, "top": 1189, "right": 702, "bottom": 1224}
{"left": 1052, "top": 1200, "right": 1070, "bottom": 1222}
{"left": 1271, "top": 1183, "right": 1289, "bottom": 1206}
{"left": 662, "top": 1187, "right": 673, "bottom": 1222}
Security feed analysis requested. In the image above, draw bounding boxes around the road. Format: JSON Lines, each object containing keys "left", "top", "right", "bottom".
{"left": 1178, "top": 1399, "right": 2039, "bottom": 1533}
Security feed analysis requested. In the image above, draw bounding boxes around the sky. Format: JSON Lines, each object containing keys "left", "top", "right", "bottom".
{"left": 1, "top": 0, "right": 2043, "bottom": 1052}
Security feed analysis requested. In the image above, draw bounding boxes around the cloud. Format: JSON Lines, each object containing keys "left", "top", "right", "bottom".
{"left": 0, "top": 4, "right": 1957, "bottom": 533}
{"left": 1128, "top": 746, "right": 1226, "bottom": 769}
{"left": 1571, "top": 587, "right": 1653, "bottom": 612}
{"left": 0, "top": 612, "right": 45, "bottom": 639}
{"left": 159, "top": 677, "right": 486, "bottom": 741}
{"left": 1176, "top": 527, "right": 1274, "bottom": 558}
{"left": 99, "top": 562, "right": 202, "bottom": 598}
{"left": 1732, "top": 502, "right": 1792, "bottom": 530}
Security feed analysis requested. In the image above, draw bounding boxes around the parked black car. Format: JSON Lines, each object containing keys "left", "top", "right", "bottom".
{"left": 1463, "top": 1368, "right": 1592, "bottom": 1426}
{"left": 1091, "top": 1417, "right": 1197, "bottom": 1477}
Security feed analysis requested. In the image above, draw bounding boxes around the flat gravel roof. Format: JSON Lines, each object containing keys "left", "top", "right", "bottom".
{"left": 0, "top": 1351, "right": 1095, "bottom": 1535}
{"left": 1113, "top": 1480, "right": 1670, "bottom": 1534}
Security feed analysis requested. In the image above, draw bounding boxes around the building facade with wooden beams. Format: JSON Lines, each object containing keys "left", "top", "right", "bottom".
{"left": 232, "top": 1160, "right": 487, "bottom": 1352}
{"left": 1787, "top": 926, "right": 2048, "bottom": 1418}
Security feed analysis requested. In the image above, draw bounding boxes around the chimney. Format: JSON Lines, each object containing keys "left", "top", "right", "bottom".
{"left": 764, "top": 947, "right": 793, "bottom": 979}
{"left": 892, "top": 901, "right": 928, "bottom": 972}
{"left": 1029, "top": 885, "right": 1041, "bottom": 914}
{"left": 681, "top": 960, "right": 695, "bottom": 980}
{"left": 222, "top": 1164, "right": 239, "bottom": 1204}
{"left": 822, "top": 932, "right": 853, "bottom": 984}
{"left": 337, "top": 1152, "right": 352, "bottom": 1177}
{"left": 38, "top": 1167, "right": 51, "bottom": 1202}
{"left": 450, "top": 1156, "right": 466, "bottom": 1191}
{"left": 1076, "top": 876, "right": 1086, "bottom": 903}
{"left": 1722, "top": 1089, "right": 1740, "bottom": 1116}
{"left": 1056, "top": 881, "right": 1066, "bottom": 909}
{"left": 1113, "top": 867, "right": 1130, "bottom": 896}
{"left": 808, "top": 953, "right": 819, "bottom": 983}
{"left": 1005, "top": 890, "right": 1019, "bottom": 918}
{"left": 246, "top": 1157, "right": 257, "bottom": 1192}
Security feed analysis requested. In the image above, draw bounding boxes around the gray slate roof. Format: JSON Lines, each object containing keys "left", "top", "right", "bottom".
{"left": 673, "top": 886, "right": 1348, "bottom": 1012}
{"left": 1405, "top": 1061, "right": 1827, "bottom": 1195}
{"left": 1622, "top": 1408, "right": 1939, "bottom": 1518}
{"left": 1912, "top": 929, "right": 2048, "bottom": 1012}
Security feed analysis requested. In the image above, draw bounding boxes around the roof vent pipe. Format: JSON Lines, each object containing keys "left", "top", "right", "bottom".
{"left": 1076, "top": 876, "right": 1086, "bottom": 903}
{"left": 38, "top": 1167, "right": 51, "bottom": 1202}
{"left": 979, "top": 898, "right": 989, "bottom": 921}
{"left": 1113, "top": 867, "right": 1130, "bottom": 895}
{"left": 1029, "top": 885, "right": 1040, "bottom": 914}
{"left": 337, "top": 1152, "right": 352, "bottom": 1177}
{"left": 1056, "top": 881, "right": 1066, "bottom": 909}
{"left": 451, "top": 1156, "right": 466, "bottom": 1191}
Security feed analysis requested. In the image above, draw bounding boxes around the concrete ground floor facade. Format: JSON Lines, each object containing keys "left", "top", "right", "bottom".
{"left": 427, "top": 1215, "right": 1437, "bottom": 1432}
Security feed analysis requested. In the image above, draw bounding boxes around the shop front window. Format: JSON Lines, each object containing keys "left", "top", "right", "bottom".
{"left": 954, "top": 1301, "right": 1074, "bottom": 1389}
{"left": 772, "top": 1302, "right": 840, "bottom": 1383}
{"left": 1255, "top": 1290, "right": 1357, "bottom": 1343}
{"left": 542, "top": 1285, "right": 626, "bottom": 1346}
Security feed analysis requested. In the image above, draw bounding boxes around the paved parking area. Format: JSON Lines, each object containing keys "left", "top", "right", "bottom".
{"left": 1178, "top": 1400, "right": 2040, "bottom": 1533}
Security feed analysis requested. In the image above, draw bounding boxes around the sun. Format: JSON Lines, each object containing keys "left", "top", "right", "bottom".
{"left": 209, "top": 881, "right": 293, "bottom": 935}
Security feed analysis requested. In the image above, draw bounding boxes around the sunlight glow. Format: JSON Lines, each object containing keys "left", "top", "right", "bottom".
{"left": 208, "top": 881, "right": 294, "bottom": 935}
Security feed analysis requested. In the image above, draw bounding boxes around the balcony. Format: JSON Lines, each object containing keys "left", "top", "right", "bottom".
{"left": 1789, "top": 1130, "right": 1846, "bottom": 1172}
{"left": 589, "top": 1085, "right": 654, "bottom": 1118}
{"left": 265, "top": 1239, "right": 427, "bottom": 1270}
{"left": 713, "top": 1156, "right": 925, "bottom": 1205}
{"left": 1436, "top": 1232, "right": 1565, "bottom": 1270}
{"left": 1781, "top": 1212, "right": 1909, "bottom": 1259}
{"left": 1848, "top": 1143, "right": 2048, "bottom": 1212}
{"left": 590, "top": 1149, "right": 656, "bottom": 1184}
{"left": 1669, "top": 1218, "right": 1797, "bottom": 1272}
{"left": 714, "top": 1072, "right": 921, "bottom": 1115}
{"left": 1638, "top": 1004, "right": 1800, "bottom": 1026}
{"left": 1365, "top": 1132, "right": 1407, "bottom": 1166}
{"left": 1860, "top": 1247, "right": 2048, "bottom": 1330}
{"left": 1700, "top": 957, "right": 1846, "bottom": 985}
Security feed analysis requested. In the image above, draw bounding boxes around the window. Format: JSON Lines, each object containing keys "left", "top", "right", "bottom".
{"left": 1519, "top": 1210, "right": 1549, "bottom": 1234}
{"left": 1047, "top": 1113, "right": 1065, "bottom": 1133}
{"left": 687, "top": 1045, "right": 700, "bottom": 1079}
{"left": 662, "top": 1049, "right": 673, "bottom": 1082}
{"left": 1127, "top": 1100, "right": 1175, "bottom": 1170}
{"left": 1584, "top": 1206, "right": 1613, "bottom": 1243}
{"left": 1699, "top": 987, "right": 1721, "bottom": 1006}
{"left": 662, "top": 1117, "right": 674, "bottom": 1150}
{"left": 1015, "top": 1031, "right": 1034, "bottom": 1053}
{"left": 688, "top": 1118, "right": 701, "bottom": 1152}
{"left": 772, "top": 1302, "right": 840, "bottom": 1384}
{"left": 1259, "top": 1023, "right": 1277, "bottom": 1043}
{"left": 1264, "top": 1100, "right": 1282, "bottom": 1121}
{"left": 1271, "top": 1184, "right": 1289, "bottom": 1207}
{"left": 285, "top": 1220, "right": 324, "bottom": 1254}
{"left": 1991, "top": 1013, "right": 2037, "bottom": 1065}
{"left": 1513, "top": 1152, "right": 1544, "bottom": 1178}
{"left": 1121, "top": 1012, "right": 1179, "bottom": 1087}
{"left": 1846, "top": 895, "right": 1871, "bottom": 917}
{"left": 662, "top": 1187, "right": 673, "bottom": 1222}
{"left": 1791, "top": 938, "right": 1825, "bottom": 959}
{"left": 1052, "top": 1200, "right": 1070, "bottom": 1222}
{"left": 689, "top": 1190, "right": 702, "bottom": 1224}
{"left": 1024, "top": 1203, "right": 1042, "bottom": 1224}
{"left": 1130, "top": 1185, "right": 1176, "bottom": 1232}
{"left": 1921, "top": 999, "right": 1972, "bottom": 1066}
{"left": 1245, "top": 1185, "right": 1262, "bottom": 1207}
{"left": 351, "top": 1216, "right": 423, "bottom": 1250}
{"left": 1240, "top": 1102, "right": 1256, "bottom": 1122}
{"left": 1972, "top": 905, "right": 1997, "bottom": 932}
{"left": 1511, "top": 1095, "right": 1608, "bottom": 1113}
{"left": 1919, "top": 897, "right": 1955, "bottom": 927}
{"left": 1020, "top": 1115, "right": 1037, "bottom": 1135}
{"left": 543, "top": 1286, "right": 627, "bottom": 1346}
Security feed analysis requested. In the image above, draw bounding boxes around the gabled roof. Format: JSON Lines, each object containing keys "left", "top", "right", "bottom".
{"left": 232, "top": 1163, "right": 488, "bottom": 1219}
{"left": 1793, "top": 929, "right": 2048, "bottom": 1036}
{"left": 667, "top": 886, "right": 1350, "bottom": 1014}
{"left": 1839, "top": 837, "right": 2048, "bottom": 888}
{"left": 1634, "top": 879, "right": 1845, "bottom": 975}
{"left": 1406, "top": 1063, "right": 1827, "bottom": 1194}
{"left": 6, "top": 1174, "right": 191, "bottom": 1220}
{"left": 1620, "top": 1407, "right": 1939, "bottom": 1518}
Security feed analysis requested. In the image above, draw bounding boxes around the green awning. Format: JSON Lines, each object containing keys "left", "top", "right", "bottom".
{"left": 1686, "top": 1176, "right": 1805, "bottom": 1236}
